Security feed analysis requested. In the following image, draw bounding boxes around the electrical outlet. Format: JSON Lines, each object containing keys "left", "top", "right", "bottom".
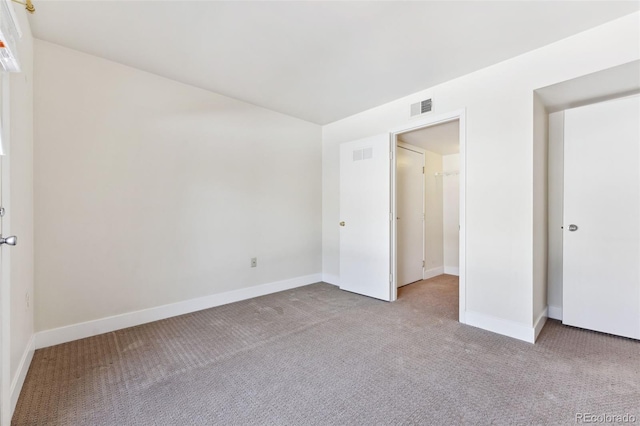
{"left": 251, "top": 257, "right": 257, "bottom": 268}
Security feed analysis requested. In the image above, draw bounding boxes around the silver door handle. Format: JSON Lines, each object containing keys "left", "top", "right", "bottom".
{"left": 568, "top": 224, "right": 578, "bottom": 232}
{"left": 0, "top": 235, "right": 17, "bottom": 246}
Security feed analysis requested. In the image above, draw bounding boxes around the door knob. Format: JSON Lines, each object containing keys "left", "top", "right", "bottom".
{"left": 339, "top": 221, "right": 345, "bottom": 227}
{"left": 568, "top": 224, "right": 578, "bottom": 232}
{"left": 0, "top": 235, "right": 17, "bottom": 245}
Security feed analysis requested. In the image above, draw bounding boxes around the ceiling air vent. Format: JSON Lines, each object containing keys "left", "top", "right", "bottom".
{"left": 410, "top": 99, "right": 432, "bottom": 118}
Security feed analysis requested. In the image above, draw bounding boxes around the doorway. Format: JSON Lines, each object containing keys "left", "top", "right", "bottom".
{"left": 538, "top": 61, "right": 640, "bottom": 339}
{"left": 391, "top": 110, "right": 466, "bottom": 322}
{"left": 395, "top": 120, "right": 460, "bottom": 288}
{"left": 337, "top": 109, "right": 466, "bottom": 320}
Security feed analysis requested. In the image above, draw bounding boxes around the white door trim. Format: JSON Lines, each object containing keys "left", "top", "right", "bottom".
{"left": 389, "top": 109, "right": 467, "bottom": 323}
{"left": 396, "top": 142, "right": 426, "bottom": 281}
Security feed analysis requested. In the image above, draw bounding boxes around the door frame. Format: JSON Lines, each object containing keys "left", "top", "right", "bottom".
{"left": 389, "top": 109, "right": 467, "bottom": 324}
{"left": 396, "top": 142, "right": 426, "bottom": 284}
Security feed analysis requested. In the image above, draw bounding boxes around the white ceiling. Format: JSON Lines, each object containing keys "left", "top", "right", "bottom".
{"left": 28, "top": 1, "right": 640, "bottom": 125}
{"left": 398, "top": 120, "right": 459, "bottom": 156}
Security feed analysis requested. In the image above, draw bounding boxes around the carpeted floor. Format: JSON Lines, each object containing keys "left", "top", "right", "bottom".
{"left": 13, "top": 275, "right": 640, "bottom": 425}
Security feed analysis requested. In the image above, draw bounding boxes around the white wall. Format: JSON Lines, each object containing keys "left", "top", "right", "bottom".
{"left": 442, "top": 154, "right": 459, "bottom": 275}
{"left": 532, "top": 93, "right": 548, "bottom": 331}
{"left": 322, "top": 13, "right": 639, "bottom": 340}
{"left": 424, "top": 150, "right": 443, "bottom": 276}
{"left": 34, "top": 41, "right": 322, "bottom": 334}
{"left": 547, "top": 111, "right": 564, "bottom": 320}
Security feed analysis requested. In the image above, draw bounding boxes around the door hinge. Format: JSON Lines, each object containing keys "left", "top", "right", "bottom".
{"left": 422, "top": 260, "right": 425, "bottom": 268}
{"left": 0, "top": 207, "right": 5, "bottom": 217}
{"left": 389, "top": 274, "right": 393, "bottom": 283}
{"left": 422, "top": 167, "right": 425, "bottom": 174}
{"left": 390, "top": 151, "right": 393, "bottom": 160}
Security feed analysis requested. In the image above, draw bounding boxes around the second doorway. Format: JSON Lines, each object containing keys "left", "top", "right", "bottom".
{"left": 396, "top": 119, "right": 460, "bottom": 288}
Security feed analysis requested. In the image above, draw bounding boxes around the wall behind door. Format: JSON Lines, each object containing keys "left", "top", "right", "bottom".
{"left": 443, "top": 154, "right": 459, "bottom": 275}
{"left": 422, "top": 150, "right": 459, "bottom": 278}
{"left": 424, "top": 151, "right": 443, "bottom": 276}
{"left": 547, "top": 112, "right": 564, "bottom": 319}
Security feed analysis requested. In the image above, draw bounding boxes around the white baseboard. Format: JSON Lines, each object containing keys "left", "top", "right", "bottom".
{"left": 533, "top": 307, "right": 548, "bottom": 342}
{"left": 548, "top": 305, "right": 563, "bottom": 320}
{"left": 465, "top": 310, "right": 537, "bottom": 343}
{"left": 321, "top": 273, "right": 339, "bottom": 286}
{"left": 444, "top": 266, "right": 459, "bottom": 276}
{"left": 11, "top": 334, "right": 35, "bottom": 416}
{"left": 35, "top": 273, "right": 322, "bottom": 349}
{"left": 423, "top": 266, "right": 444, "bottom": 280}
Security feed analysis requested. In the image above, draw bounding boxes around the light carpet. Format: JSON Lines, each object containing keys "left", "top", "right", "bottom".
{"left": 13, "top": 275, "right": 640, "bottom": 425}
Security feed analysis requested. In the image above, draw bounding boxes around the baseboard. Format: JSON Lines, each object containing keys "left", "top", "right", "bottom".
{"left": 548, "top": 305, "right": 563, "bottom": 320}
{"left": 533, "top": 307, "right": 548, "bottom": 342}
{"left": 35, "top": 273, "right": 322, "bottom": 349}
{"left": 321, "top": 273, "right": 339, "bottom": 286}
{"left": 464, "top": 310, "right": 537, "bottom": 343}
{"left": 11, "top": 334, "right": 35, "bottom": 416}
{"left": 423, "top": 266, "right": 444, "bottom": 280}
{"left": 444, "top": 266, "right": 459, "bottom": 276}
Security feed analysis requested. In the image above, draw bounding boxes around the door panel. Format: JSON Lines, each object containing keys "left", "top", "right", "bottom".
{"left": 397, "top": 146, "right": 424, "bottom": 286}
{"left": 563, "top": 95, "right": 640, "bottom": 339}
{"left": 339, "top": 134, "right": 392, "bottom": 301}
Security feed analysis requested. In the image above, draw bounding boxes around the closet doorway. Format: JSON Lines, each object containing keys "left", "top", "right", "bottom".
{"left": 395, "top": 118, "right": 461, "bottom": 296}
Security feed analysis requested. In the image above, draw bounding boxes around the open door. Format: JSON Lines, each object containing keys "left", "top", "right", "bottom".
{"left": 396, "top": 144, "right": 425, "bottom": 287}
{"left": 339, "top": 134, "right": 393, "bottom": 301}
{"left": 0, "top": 72, "right": 10, "bottom": 423}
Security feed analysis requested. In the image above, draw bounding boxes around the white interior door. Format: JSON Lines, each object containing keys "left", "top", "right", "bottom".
{"left": 396, "top": 145, "right": 424, "bottom": 286}
{"left": 0, "top": 130, "right": 7, "bottom": 426}
{"left": 339, "top": 134, "right": 392, "bottom": 301}
{"left": 0, "top": 73, "right": 9, "bottom": 423}
{"left": 563, "top": 95, "right": 640, "bottom": 339}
